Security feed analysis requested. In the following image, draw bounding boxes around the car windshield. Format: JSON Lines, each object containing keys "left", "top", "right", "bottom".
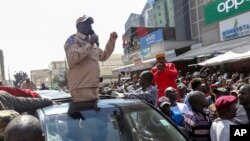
{"left": 43, "top": 103, "right": 186, "bottom": 141}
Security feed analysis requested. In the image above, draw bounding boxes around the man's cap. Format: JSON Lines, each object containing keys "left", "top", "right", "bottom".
{"left": 212, "top": 87, "right": 227, "bottom": 94}
{"left": 155, "top": 53, "right": 165, "bottom": 60}
{"left": 158, "top": 96, "right": 171, "bottom": 108}
{"left": 215, "top": 95, "right": 237, "bottom": 110}
{"left": 159, "top": 100, "right": 171, "bottom": 108}
{"left": 76, "top": 15, "right": 94, "bottom": 25}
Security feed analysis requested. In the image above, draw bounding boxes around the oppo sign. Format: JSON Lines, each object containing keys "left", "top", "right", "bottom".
{"left": 205, "top": 0, "right": 250, "bottom": 24}
{"left": 218, "top": 0, "right": 245, "bottom": 13}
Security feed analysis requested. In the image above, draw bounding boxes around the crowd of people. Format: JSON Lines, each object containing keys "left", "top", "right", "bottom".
{"left": 0, "top": 56, "right": 249, "bottom": 141}
{"left": 100, "top": 54, "right": 250, "bottom": 141}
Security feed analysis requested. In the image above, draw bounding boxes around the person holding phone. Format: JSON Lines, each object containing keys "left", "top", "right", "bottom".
{"left": 151, "top": 53, "right": 179, "bottom": 102}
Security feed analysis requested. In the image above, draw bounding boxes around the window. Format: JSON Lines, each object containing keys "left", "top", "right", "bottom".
{"left": 189, "top": 0, "right": 197, "bottom": 8}
{"left": 56, "top": 63, "right": 60, "bottom": 69}
{"left": 190, "top": 9, "right": 197, "bottom": 23}
{"left": 198, "top": 5, "right": 204, "bottom": 20}
{"left": 192, "top": 23, "right": 199, "bottom": 38}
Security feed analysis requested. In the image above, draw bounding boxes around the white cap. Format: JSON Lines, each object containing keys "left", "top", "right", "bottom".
{"left": 159, "top": 101, "right": 170, "bottom": 108}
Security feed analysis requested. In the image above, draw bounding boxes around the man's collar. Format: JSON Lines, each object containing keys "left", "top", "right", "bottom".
{"left": 76, "top": 32, "right": 88, "bottom": 40}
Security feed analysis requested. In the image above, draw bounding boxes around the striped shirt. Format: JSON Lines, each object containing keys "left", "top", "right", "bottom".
{"left": 183, "top": 109, "right": 211, "bottom": 141}
{"left": 124, "top": 86, "right": 157, "bottom": 106}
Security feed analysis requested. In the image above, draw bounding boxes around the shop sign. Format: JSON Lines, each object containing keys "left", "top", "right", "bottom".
{"left": 220, "top": 11, "right": 250, "bottom": 41}
{"left": 128, "top": 52, "right": 143, "bottom": 65}
{"left": 139, "top": 28, "right": 163, "bottom": 49}
{"left": 141, "top": 48, "right": 152, "bottom": 60}
{"left": 204, "top": 0, "right": 250, "bottom": 25}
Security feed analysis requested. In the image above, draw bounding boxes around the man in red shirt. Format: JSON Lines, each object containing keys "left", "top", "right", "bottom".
{"left": 151, "top": 53, "right": 179, "bottom": 101}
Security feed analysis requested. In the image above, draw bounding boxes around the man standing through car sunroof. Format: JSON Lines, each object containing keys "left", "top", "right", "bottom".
{"left": 64, "top": 15, "right": 118, "bottom": 102}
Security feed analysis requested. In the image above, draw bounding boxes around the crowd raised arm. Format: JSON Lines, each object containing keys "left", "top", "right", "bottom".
{"left": 106, "top": 63, "right": 250, "bottom": 141}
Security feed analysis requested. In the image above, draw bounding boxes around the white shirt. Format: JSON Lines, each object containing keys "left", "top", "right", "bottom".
{"left": 210, "top": 119, "right": 236, "bottom": 141}
{"left": 171, "top": 102, "right": 190, "bottom": 114}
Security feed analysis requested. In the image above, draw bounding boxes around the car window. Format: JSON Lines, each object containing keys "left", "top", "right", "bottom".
{"left": 121, "top": 104, "right": 187, "bottom": 141}
{"left": 42, "top": 103, "right": 187, "bottom": 141}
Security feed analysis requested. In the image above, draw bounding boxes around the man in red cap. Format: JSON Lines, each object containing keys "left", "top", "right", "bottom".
{"left": 210, "top": 95, "right": 237, "bottom": 141}
{"left": 151, "top": 53, "right": 179, "bottom": 102}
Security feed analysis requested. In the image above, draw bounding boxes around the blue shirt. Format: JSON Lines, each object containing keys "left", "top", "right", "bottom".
{"left": 171, "top": 110, "right": 184, "bottom": 127}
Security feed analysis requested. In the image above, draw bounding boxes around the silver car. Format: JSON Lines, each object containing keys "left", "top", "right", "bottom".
{"left": 35, "top": 98, "right": 190, "bottom": 141}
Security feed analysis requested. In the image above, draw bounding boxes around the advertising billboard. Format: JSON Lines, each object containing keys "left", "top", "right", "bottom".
{"left": 139, "top": 28, "right": 163, "bottom": 50}
{"left": 220, "top": 11, "right": 250, "bottom": 41}
{"left": 204, "top": 0, "right": 250, "bottom": 25}
{"left": 141, "top": 48, "right": 152, "bottom": 60}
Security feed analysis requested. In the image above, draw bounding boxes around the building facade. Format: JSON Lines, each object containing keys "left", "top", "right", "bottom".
{"left": 125, "top": 13, "right": 141, "bottom": 32}
{"left": 170, "top": 0, "right": 250, "bottom": 72}
{"left": 116, "top": 0, "right": 193, "bottom": 76}
{"left": 99, "top": 54, "right": 123, "bottom": 83}
{"left": 49, "top": 61, "right": 67, "bottom": 82}
{"left": 188, "top": 0, "right": 212, "bottom": 43}
{"left": 30, "top": 69, "right": 51, "bottom": 88}
{"left": 142, "top": 0, "right": 155, "bottom": 27}
{"left": 173, "top": 0, "right": 191, "bottom": 40}
{"left": 153, "top": 0, "right": 175, "bottom": 27}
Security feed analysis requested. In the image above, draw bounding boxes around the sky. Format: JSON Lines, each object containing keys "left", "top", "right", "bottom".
{"left": 0, "top": 0, "right": 147, "bottom": 80}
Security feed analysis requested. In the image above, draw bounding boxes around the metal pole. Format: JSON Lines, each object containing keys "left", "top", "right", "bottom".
{"left": 8, "top": 66, "right": 10, "bottom": 85}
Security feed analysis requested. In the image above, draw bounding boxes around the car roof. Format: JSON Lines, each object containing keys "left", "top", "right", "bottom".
{"left": 37, "top": 99, "right": 145, "bottom": 116}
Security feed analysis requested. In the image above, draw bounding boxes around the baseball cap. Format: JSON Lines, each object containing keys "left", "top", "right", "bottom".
{"left": 76, "top": 15, "right": 94, "bottom": 25}
{"left": 215, "top": 95, "right": 237, "bottom": 110}
{"left": 159, "top": 101, "right": 171, "bottom": 108}
{"left": 158, "top": 96, "right": 171, "bottom": 108}
{"left": 212, "top": 87, "right": 227, "bottom": 94}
